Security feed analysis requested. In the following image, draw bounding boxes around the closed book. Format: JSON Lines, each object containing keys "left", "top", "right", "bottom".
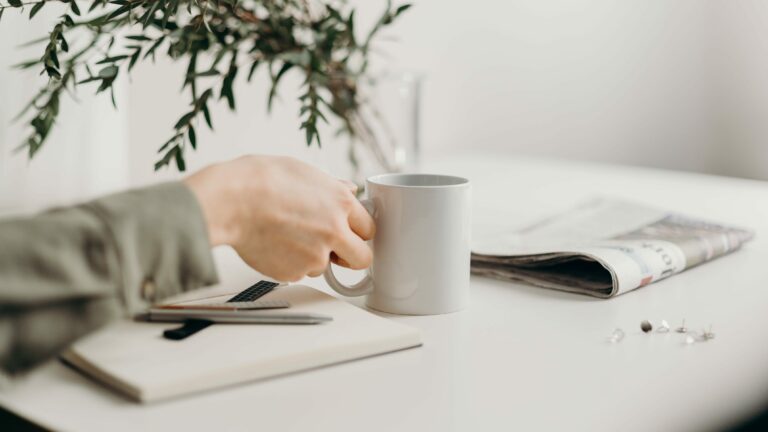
{"left": 61, "top": 285, "right": 421, "bottom": 402}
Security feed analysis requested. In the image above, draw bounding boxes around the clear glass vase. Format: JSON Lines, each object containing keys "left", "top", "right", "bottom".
{"left": 347, "top": 71, "right": 422, "bottom": 186}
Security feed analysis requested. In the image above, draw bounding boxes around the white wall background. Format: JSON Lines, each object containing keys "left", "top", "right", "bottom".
{"left": 2, "top": 0, "right": 768, "bottom": 208}
{"left": 0, "top": 9, "right": 129, "bottom": 214}
{"left": 714, "top": 0, "right": 768, "bottom": 179}
{"left": 126, "top": 0, "right": 768, "bottom": 183}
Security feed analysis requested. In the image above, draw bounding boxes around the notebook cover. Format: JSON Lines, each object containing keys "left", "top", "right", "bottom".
{"left": 61, "top": 285, "right": 422, "bottom": 402}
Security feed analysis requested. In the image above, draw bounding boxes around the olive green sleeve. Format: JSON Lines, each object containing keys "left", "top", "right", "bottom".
{"left": 0, "top": 182, "right": 219, "bottom": 375}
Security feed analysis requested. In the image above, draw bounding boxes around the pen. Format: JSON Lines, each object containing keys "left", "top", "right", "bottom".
{"left": 144, "top": 309, "right": 333, "bottom": 325}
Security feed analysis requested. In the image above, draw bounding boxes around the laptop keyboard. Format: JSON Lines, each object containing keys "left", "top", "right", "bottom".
{"left": 227, "top": 280, "right": 280, "bottom": 303}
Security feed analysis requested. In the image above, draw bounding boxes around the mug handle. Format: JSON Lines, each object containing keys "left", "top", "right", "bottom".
{"left": 323, "top": 199, "right": 375, "bottom": 297}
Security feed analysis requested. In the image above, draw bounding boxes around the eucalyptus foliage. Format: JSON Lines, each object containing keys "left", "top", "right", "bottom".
{"left": 0, "top": 0, "right": 410, "bottom": 171}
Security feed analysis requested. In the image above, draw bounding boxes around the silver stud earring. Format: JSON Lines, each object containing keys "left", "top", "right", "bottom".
{"left": 608, "top": 328, "right": 625, "bottom": 343}
{"left": 676, "top": 319, "right": 688, "bottom": 333}
{"left": 702, "top": 325, "right": 715, "bottom": 341}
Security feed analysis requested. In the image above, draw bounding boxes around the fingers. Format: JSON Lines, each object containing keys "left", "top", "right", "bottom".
{"left": 348, "top": 199, "right": 376, "bottom": 240}
{"left": 332, "top": 229, "right": 373, "bottom": 270}
{"left": 338, "top": 179, "right": 358, "bottom": 194}
{"left": 307, "top": 267, "right": 326, "bottom": 278}
{"left": 330, "top": 252, "right": 351, "bottom": 268}
{"left": 307, "top": 252, "right": 351, "bottom": 277}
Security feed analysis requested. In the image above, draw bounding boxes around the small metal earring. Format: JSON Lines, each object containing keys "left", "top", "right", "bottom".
{"left": 641, "top": 320, "right": 653, "bottom": 333}
{"left": 608, "top": 328, "right": 625, "bottom": 343}
{"left": 657, "top": 320, "right": 670, "bottom": 333}
{"left": 676, "top": 319, "right": 688, "bottom": 333}
{"left": 702, "top": 325, "right": 715, "bottom": 341}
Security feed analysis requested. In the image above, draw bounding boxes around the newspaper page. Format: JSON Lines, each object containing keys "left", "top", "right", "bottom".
{"left": 470, "top": 199, "right": 755, "bottom": 298}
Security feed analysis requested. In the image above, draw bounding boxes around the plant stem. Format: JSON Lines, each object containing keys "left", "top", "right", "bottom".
{"left": 0, "top": 0, "right": 58, "bottom": 10}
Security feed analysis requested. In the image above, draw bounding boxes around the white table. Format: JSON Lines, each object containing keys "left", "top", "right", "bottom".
{"left": 3, "top": 152, "right": 768, "bottom": 431}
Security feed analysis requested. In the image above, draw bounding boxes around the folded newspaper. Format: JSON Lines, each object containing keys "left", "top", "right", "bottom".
{"left": 471, "top": 199, "right": 754, "bottom": 298}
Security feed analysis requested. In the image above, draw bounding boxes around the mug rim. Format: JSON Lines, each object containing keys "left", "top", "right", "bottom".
{"left": 367, "top": 173, "right": 469, "bottom": 189}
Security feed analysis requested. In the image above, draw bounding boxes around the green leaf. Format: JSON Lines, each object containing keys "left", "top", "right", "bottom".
{"left": 196, "top": 88, "right": 213, "bottom": 108}
{"left": 158, "top": 133, "right": 183, "bottom": 153}
{"left": 267, "top": 62, "right": 294, "bottom": 112}
{"left": 47, "top": 49, "right": 60, "bottom": 69}
{"left": 125, "top": 35, "right": 151, "bottom": 41}
{"left": 29, "top": 2, "right": 45, "bottom": 19}
{"left": 96, "top": 55, "right": 129, "bottom": 64}
{"left": 110, "top": 86, "right": 117, "bottom": 108}
{"left": 98, "top": 65, "right": 119, "bottom": 78}
{"left": 184, "top": 53, "right": 197, "bottom": 94}
{"left": 128, "top": 49, "right": 141, "bottom": 71}
{"left": 14, "top": 59, "right": 40, "bottom": 69}
{"left": 202, "top": 104, "right": 213, "bottom": 130}
{"left": 143, "top": 36, "right": 165, "bottom": 60}
{"left": 107, "top": 4, "right": 132, "bottom": 20}
{"left": 0, "top": 9, "right": 5, "bottom": 23}
{"left": 174, "top": 111, "right": 195, "bottom": 130}
{"left": 211, "top": 49, "right": 228, "bottom": 69}
{"left": 7, "top": 0, "right": 22, "bottom": 7}
{"left": 347, "top": 11, "right": 356, "bottom": 45}
{"left": 154, "top": 145, "right": 177, "bottom": 170}
{"left": 58, "top": 34, "right": 69, "bottom": 52}
{"left": 220, "top": 52, "right": 238, "bottom": 110}
{"left": 174, "top": 148, "right": 186, "bottom": 171}
{"left": 160, "top": 1, "right": 172, "bottom": 31}
{"left": 45, "top": 66, "right": 61, "bottom": 79}
{"left": 247, "top": 60, "right": 259, "bottom": 82}
{"left": 77, "top": 76, "right": 101, "bottom": 84}
{"left": 304, "top": 124, "right": 321, "bottom": 147}
{"left": 187, "top": 69, "right": 220, "bottom": 78}
{"left": 18, "top": 35, "right": 48, "bottom": 47}
{"left": 88, "top": 0, "right": 104, "bottom": 13}
{"left": 221, "top": 78, "right": 235, "bottom": 110}
{"left": 395, "top": 4, "right": 413, "bottom": 16}
{"left": 188, "top": 126, "right": 196, "bottom": 149}
{"left": 96, "top": 77, "right": 114, "bottom": 93}
{"left": 70, "top": 0, "right": 81, "bottom": 16}
{"left": 278, "top": 51, "right": 310, "bottom": 67}
{"left": 141, "top": 0, "right": 159, "bottom": 28}
{"left": 316, "top": 109, "right": 328, "bottom": 124}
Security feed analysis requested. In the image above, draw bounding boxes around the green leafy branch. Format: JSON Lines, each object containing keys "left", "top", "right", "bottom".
{"left": 1, "top": 0, "right": 412, "bottom": 171}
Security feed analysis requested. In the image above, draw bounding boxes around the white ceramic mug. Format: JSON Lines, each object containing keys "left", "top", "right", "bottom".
{"left": 324, "top": 173, "right": 471, "bottom": 315}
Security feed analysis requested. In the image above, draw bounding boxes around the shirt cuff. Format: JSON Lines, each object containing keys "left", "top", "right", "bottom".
{"left": 86, "top": 181, "right": 219, "bottom": 312}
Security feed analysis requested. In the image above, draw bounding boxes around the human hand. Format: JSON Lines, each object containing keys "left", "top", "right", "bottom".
{"left": 184, "top": 155, "right": 375, "bottom": 282}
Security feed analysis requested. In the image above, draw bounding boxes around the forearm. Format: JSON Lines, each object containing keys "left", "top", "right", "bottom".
{"left": 183, "top": 156, "right": 373, "bottom": 282}
{"left": 0, "top": 182, "right": 218, "bottom": 375}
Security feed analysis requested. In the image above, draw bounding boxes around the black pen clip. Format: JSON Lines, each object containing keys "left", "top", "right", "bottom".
{"left": 162, "top": 319, "right": 214, "bottom": 341}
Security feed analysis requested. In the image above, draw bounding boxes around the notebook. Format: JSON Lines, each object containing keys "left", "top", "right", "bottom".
{"left": 61, "top": 285, "right": 422, "bottom": 403}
